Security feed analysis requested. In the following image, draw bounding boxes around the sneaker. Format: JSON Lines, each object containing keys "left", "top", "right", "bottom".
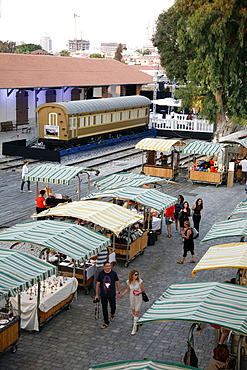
{"left": 20, "top": 190, "right": 25, "bottom": 193}
{"left": 28, "top": 190, "right": 32, "bottom": 192}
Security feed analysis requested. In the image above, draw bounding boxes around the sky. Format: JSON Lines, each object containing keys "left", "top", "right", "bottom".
{"left": 0, "top": 0, "right": 174, "bottom": 51}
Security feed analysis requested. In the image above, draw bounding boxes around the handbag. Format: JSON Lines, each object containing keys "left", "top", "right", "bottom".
{"left": 213, "top": 347, "right": 229, "bottom": 363}
{"left": 142, "top": 292, "right": 149, "bottom": 302}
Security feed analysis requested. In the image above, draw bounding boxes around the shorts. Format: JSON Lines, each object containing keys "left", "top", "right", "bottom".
{"left": 242, "top": 171, "right": 247, "bottom": 179}
{"left": 165, "top": 217, "right": 173, "bottom": 225}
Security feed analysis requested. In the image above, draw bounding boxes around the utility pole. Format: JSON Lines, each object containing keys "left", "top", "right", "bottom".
{"left": 153, "top": 71, "right": 158, "bottom": 117}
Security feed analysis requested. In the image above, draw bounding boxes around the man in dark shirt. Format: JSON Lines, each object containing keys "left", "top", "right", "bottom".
{"left": 95, "top": 262, "right": 121, "bottom": 329}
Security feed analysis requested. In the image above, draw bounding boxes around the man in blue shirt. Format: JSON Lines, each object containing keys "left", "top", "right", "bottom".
{"left": 95, "top": 262, "right": 121, "bottom": 329}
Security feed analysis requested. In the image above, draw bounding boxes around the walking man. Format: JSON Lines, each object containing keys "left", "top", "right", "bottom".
{"left": 95, "top": 261, "right": 121, "bottom": 329}
{"left": 20, "top": 160, "right": 32, "bottom": 192}
{"left": 239, "top": 157, "right": 247, "bottom": 184}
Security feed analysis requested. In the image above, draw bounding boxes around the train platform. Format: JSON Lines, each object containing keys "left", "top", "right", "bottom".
{"left": 0, "top": 159, "right": 245, "bottom": 369}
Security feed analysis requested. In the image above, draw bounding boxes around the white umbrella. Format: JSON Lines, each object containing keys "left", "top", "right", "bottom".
{"left": 151, "top": 98, "right": 182, "bottom": 107}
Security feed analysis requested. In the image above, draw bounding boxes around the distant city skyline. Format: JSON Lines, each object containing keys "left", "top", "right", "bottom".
{"left": 0, "top": 0, "right": 174, "bottom": 51}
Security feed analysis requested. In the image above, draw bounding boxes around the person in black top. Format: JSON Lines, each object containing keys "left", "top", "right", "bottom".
{"left": 192, "top": 198, "right": 204, "bottom": 234}
{"left": 174, "top": 195, "right": 184, "bottom": 232}
{"left": 157, "top": 152, "right": 168, "bottom": 166}
{"left": 177, "top": 221, "right": 195, "bottom": 264}
{"left": 95, "top": 262, "right": 121, "bottom": 329}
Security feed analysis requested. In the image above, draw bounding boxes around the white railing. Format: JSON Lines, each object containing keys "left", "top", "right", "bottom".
{"left": 149, "top": 113, "right": 214, "bottom": 133}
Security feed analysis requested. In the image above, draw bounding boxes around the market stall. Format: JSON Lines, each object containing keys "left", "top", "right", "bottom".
{"left": 89, "top": 359, "right": 202, "bottom": 370}
{"left": 182, "top": 141, "right": 229, "bottom": 186}
{"left": 138, "top": 281, "right": 247, "bottom": 370}
{"left": 219, "top": 138, "right": 247, "bottom": 182}
{"left": 25, "top": 163, "right": 100, "bottom": 200}
{"left": 83, "top": 186, "right": 177, "bottom": 235}
{"left": 228, "top": 200, "right": 247, "bottom": 219}
{"left": 0, "top": 248, "right": 56, "bottom": 337}
{"left": 0, "top": 220, "right": 111, "bottom": 293}
{"left": 135, "top": 138, "right": 186, "bottom": 180}
{"left": 94, "top": 171, "right": 179, "bottom": 192}
{"left": 33, "top": 201, "right": 144, "bottom": 266}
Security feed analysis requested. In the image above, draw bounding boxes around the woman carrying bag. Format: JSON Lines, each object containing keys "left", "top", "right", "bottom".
{"left": 120, "top": 270, "right": 146, "bottom": 335}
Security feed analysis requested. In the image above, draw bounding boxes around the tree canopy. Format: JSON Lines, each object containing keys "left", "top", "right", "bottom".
{"left": 15, "top": 43, "right": 42, "bottom": 54}
{"left": 153, "top": 0, "right": 247, "bottom": 136}
{"left": 114, "top": 44, "right": 126, "bottom": 62}
{"left": 89, "top": 53, "right": 105, "bottom": 58}
{"left": 0, "top": 40, "right": 16, "bottom": 53}
{"left": 59, "top": 49, "right": 71, "bottom": 57}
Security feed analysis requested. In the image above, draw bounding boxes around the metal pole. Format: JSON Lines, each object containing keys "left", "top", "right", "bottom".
{"left": 153, "top": 71, "right": 158, "bottom": 118}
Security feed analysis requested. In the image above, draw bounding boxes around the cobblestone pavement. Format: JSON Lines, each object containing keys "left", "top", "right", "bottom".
{"left": 0, "top": 162, "right": 246, "bottom": 369}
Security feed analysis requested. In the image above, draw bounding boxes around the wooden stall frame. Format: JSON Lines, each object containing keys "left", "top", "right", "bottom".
{"left": 0, "top": 316, "right": 20, "bottom": 354}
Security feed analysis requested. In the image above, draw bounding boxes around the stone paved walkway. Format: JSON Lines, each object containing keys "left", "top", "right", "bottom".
{"left": 0, "top": 164, "right": 246, "bottom": 369}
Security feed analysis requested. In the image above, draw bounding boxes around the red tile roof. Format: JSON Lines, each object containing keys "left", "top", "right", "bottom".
{"left": 0, "top": 53, "right": 153, "bottom": 89}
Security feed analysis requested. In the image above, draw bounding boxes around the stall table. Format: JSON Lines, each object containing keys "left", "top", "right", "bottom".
{"left": 59, "top": 263, "right": 96, "bottom": 294}
{"left": 0, "top": 316, "right": 20, "bottom": 354}
{"left": 10, "top": 277, "right": 78, "bottom": 331}
{"left": 189, "top": 170, "right": 227, "bottom": 186}
{"left": 143, "top": 165, "right": 178, "bottom": 179}
{"left": 115, "top": 231, "right": 148, "bottom": 267}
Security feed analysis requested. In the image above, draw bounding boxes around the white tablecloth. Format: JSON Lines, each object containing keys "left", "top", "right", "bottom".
{"left": 152, "top": 217, "right": 161, "bottom": 231}
{"left": 10, "top": 277, "right": 78, "bottom": 331}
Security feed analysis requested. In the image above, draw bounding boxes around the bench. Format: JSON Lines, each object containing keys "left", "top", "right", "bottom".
{"left": 0, "top": 121, "right": 15, "bottom": 132}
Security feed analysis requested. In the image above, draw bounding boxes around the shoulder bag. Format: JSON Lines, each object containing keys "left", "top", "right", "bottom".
{"left": 142, "top": 292, "right": 149, "bottom": 302}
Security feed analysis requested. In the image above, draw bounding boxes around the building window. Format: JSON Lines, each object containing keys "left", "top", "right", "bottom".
{"left": 49, "top": 113, "right": 58, "bottom": 126}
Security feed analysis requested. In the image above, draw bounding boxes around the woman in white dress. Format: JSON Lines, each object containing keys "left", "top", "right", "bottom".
{"left": 121, "top": 270, "right": 145, "bottom": 335}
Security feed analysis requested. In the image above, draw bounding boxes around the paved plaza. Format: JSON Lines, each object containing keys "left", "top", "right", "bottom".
{"left": 0, "top": 165, "right": 245, "bottom": 369}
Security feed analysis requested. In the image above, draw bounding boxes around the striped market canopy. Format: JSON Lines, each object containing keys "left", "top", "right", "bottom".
{"left": 94, "top": 172, "right": 176, "bottom": 191}
{"left": 24, "top": 164, "right": 99, "bottom": 185}
{"left": 84, "top": 187, "right": 177, "bottom": 213}
{"left": 0, "top": 220, "right": 111, "bottom": 263}
{"left": 182, "top": 141, "right": 226, "bottom": 156}
{"left": 201, "top": 218, "right": 247, "bottom": 242}
{"left": 135, "top": 138, "right": 186, "bottom": 152}
{"left": 89, "top": 360, "right": 202, "bottom": 370}
{"left": 138, "top": 281, "right": 247, "bottom": 335}
{"left": 34, "top": 201, "right": 142, "bottom": 235}
{"left": 0, "top": 247, "right": 56, "bottom": 298}
{"left": 191, "top": 243, "right": 247, "bottom": 277}
{"left": 228, "top": 200, "right": 247, "bottom": 218}
{"left": 220, "top": 138, "right": 247, "bottom": 148}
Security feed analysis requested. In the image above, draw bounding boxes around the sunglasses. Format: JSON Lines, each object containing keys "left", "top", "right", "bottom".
{"left": 134, "top": 273, "right": 139, "bottom": 276}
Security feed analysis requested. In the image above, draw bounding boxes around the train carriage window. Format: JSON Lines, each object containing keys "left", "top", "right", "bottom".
{"left": 139, "top": 108, "right": 146, "bottom": 117}
{"left": 112, "top": 112, "right": 120, "bottom": 121}
{"left": 69, "top": 117, "right": 77, "bottom": 130}
{"left": 122, "top": 111, "right": 130, "bottom": 120}
{"left": 102, "top": 113, "right": 111, "bottom": 124}
{"left": 130, "top": 109, "right": 138, "bottom": 119}
{"left": 95, "top": 115, "right": 101, "bottom": 125}
{"left": 79, "top": 117, "right": 85, "bottom": 127}
{"left": 49, "top": 113, "right": 58, "bottom": 126}
{"left": 89, "top": 116, "right": 95, "bottom": 126}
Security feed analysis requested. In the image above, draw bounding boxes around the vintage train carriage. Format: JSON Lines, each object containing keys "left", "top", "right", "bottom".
{"left": 36, "top": 95, "right": 151, "bottom": 149}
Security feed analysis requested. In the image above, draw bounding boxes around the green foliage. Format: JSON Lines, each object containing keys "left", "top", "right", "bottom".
{"left": 15, "top": 43, "right": 42, "bottom": 54}
{"left": 154, "top": 0, "right": 247, "bottom": 127}
{"left": 89, "top": 53, "right": 104, "bottom": 58}
{"left": 143, "top": 49, "right": 152, "bottom": 55}
{"left": 0, "top": 40, "right": 16, "bottom": 53}
{"left": 59, "top": 50, "right": 70, "bottom": 57}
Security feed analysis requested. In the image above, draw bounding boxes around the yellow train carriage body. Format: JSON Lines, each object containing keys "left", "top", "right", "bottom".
{"left": 36, "top": 95, "right": 151, "bottom": 142}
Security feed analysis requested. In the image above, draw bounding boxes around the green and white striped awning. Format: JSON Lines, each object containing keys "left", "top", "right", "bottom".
{"left": 0, "top": 247, "right": 56, "bottom": 298}
{"left": 94, "top": 172, "right": 176, "bottom": 191}
{"left": 89, "top": 360, "right": 202, "bottom": 370}
{"left": 135, "top": 138, "right": 186, "bottom": 152}
{"left": 191, "top": 243, "right": 247, "bottom": 277}
{"left": 84, "top": 187, "right": 177, "bottom": 213}
{"left": 182, "top": 141, "right": 226, "bottom": 156}
{"left": 138, "top": 281, "right": 247, "bottom": 335}
{"left": 34, "top": 201, "right": 142, "bottom": 236}
{"left": 228, "top": 200, "right": 247, "bottom": 218}
{"left": 24, "top": 164, "right": 99, "bottom": 185}
{"left": 201, "top": 218, "right": 247, "bottom": 242}
{"left": 0, "top": 220, "right": 111, "bottom": 263}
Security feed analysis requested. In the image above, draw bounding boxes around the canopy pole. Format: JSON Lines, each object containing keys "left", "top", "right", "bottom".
{"left": 112, "top": 234, "right": 115, "bottom": 251}
{"left": 126, "top": 226, "right": 131, "bottom": 265}
{"left": 237, "top": 335, "right": 244, "bottom": 370}
{"left": 77, "top": 175, "right": 81, "bottom": 201}
{"left": 36, "top": 181, "right": 39, "bottom": 196}
{"left": 17, "top": 291, "right": 21, "bottom": 319}
{"left": 37, "top": 281, "right": 41, "bottom": 331}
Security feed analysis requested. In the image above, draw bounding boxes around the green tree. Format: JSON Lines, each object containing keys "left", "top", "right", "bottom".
{"left": 175, "top": 0, "right": 247, "bottom": 137}
{"left": 152, "top": 6, "right": 190, "bottom": 82}
{"left": 143, "top": 49, "right": 152, "bottom": 55}
{"left": 0, "top": 40, "right": 16, "bottom": 53}
{"left": 89, "top": 53, "right": 105, "bottom": 58}
{"left": 59, "top": 49, "right": 71, "bottom": 57}
{"left": 15, "top": 43, "right": 42, "bottom": 54}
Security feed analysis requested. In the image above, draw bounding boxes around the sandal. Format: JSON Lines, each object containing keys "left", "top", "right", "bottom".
{"left": 189, "top": 260, "right": 196, "bottom": 263}
{"left": 177, "top": 261, "right": 184, "bottom": 264}
{"left": 110, "top": 315, "right": 115, "bottom": 322}
{"left": 101, "top": 323, "right": 108, "bottom": 329}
